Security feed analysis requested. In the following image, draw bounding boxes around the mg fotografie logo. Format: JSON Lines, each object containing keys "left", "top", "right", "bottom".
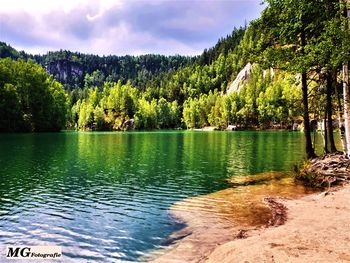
{"left": 6, "top": 246, "right": 62, "bottom": 260}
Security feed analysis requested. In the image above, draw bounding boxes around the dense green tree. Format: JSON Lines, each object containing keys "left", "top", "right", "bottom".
{"left": 0, "top": 58, "right": 68, "bottom": 132}
{"left": 3, "top": 2, "right": 347, "bottom": 140}
{"left": 157, "top": 98, "right": 178, "bottom": 129}
{"left": 134, "top": 99, "right": 158, "bottom": 130}
{"left": 260, "top": 0, "right": 350, "bottom": 157}
{"left": 259, "top": 0, "right": 336, "bottom": 158}
{"left": 0, "top": 83, "right": 22, "bottom": 131}
{"left": 84, "top": 70, "right": 105, "bottom": 89}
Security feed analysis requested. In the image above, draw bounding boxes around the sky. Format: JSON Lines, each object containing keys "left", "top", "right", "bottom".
{"left": 0, "top": 0, "right": 264, "bottom": 56}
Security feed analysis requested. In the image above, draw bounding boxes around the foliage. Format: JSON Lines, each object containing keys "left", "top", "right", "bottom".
{"left": 2, "top": 1, "right": 348, "bottom": 140}
{"left": 0, "top": 58, "right": 68, "bottom": 132}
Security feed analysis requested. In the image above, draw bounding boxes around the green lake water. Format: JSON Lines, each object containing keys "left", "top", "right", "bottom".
{"left": 0, "top": 131, "right": 328, "bottom": 261}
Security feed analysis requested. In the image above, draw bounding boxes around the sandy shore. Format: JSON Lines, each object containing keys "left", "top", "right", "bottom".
{"left": 151, "top": 173, "right": 350, "bottom": 263}
{"left": 207, "top": 185, "right": 350, "bottom": 263}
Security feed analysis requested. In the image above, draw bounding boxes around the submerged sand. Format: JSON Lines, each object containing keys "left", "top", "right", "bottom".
{"left": 151, "top": 173, "right": 350, "bottom": 262}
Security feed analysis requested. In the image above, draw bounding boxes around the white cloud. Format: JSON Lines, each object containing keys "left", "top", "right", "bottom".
{"left": 0, "top": 0, "right": 264, "bottom": 56}
{"left": 1, "top": 0, "right": 122, "bottom": 14}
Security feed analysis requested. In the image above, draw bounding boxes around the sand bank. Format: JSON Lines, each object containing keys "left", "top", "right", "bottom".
{"left": 207, "top": 185, "right": 350, "bottom": 263}
{"left": 151, "top": 173, "right": 324, "bottom": 262}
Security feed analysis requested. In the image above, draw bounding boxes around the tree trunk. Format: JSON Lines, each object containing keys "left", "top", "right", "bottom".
{"left": 302, "top": 72, "right": 316, "bottom": 158}
{"left": 343, "top": 62, "right": 350, "bottom": 158}
{"left": 338, "top": 0, "right": 350, "bottom": 158}
{"left": 300, "top": 28, "right": 315, "bottom": 159}
{"left": 343, "top": 0, "right": 350, "bottom": 158}
{"left": 324, "top": 107, "right": 329, "bottom": 153}
{"left": 326, "top": 72, "right": 337, "bottom": 152}
{"left": 336, "top": 79, "right": 347, "bottom": 152}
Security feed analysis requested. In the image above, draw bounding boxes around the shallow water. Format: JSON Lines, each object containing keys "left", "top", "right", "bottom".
{"left": 172, "top": 174, "right": 317, "bottom": 228}
{"left": 0, "top": 131, "right": 331, "bottom": 261}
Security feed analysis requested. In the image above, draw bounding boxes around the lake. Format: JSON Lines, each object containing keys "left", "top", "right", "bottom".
{"left": 0, "top": 131, "right": 321, "bottom": 261}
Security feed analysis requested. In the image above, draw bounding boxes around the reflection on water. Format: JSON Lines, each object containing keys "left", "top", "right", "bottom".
{"left": 0, "top": 131, "right": 336, "bottom": 261}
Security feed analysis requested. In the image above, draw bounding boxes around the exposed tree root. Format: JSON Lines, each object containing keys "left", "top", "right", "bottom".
{"left": 296, "top": 153, "right": 350, "bottom": 188}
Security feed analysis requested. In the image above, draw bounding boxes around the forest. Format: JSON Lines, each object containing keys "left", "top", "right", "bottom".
{"left": 1, "top": 0, "right": 350, "bottom": 158}
{"left": 0, "top": 58, "right": 67, "bottom": 132}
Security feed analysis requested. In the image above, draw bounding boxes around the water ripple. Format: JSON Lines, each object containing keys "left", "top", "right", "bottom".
{"left": 0, "top": 131, "right": 316, "bottom": 261}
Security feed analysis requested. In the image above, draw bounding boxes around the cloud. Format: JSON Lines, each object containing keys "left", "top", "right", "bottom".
{"left": 0, "top": 0, "right": 264, "bottom": 56}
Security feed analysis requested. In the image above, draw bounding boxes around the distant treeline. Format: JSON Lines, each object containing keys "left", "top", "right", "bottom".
{"left": 2, "top": 0, "right": 350, "bottom": 161}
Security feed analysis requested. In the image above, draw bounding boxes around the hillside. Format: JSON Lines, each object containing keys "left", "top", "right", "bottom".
{"left": 1, "top": 0, "right": 347, "bottom": 141}
{"left": 0, "top": 27, "right": 246, "bottom": 93}
{"left": 0, "top": 42, "right": 195, "bottom": 91}
{"left": 0, "top": 23, "right": 302, "bottom": 132}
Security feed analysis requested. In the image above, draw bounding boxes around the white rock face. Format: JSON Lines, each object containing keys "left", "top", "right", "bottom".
{"left": 263, "top": 67, "right": 274, "bottom": 78}
{"left": 226, "top": 63, "right": 253, "bottom": 94}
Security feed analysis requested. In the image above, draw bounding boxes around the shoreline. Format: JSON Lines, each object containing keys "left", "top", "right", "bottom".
{"left": 150, "top": 173, "right": 318, "bottom": 262}
{"left": 150, "top": 172, "right": 350, "bottom": 262}
{"left": 206, "top": 185, "right": 350, "bottom": 262}
{"left": 61, "top": 126, "right": 301, "bottom": 133}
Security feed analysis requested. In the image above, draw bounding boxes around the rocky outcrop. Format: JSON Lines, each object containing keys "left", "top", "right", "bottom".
{"left": 226, "top": 64, "right": 275, "bottom": 95}
{"left": 120, "top": 119, "right": 135, "bottom": 131}
{"left": 227, "top": 62, "right": 253, "bottom": 94}
{"left": 46, "top": 60, "right": 84, "bottom": 89}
